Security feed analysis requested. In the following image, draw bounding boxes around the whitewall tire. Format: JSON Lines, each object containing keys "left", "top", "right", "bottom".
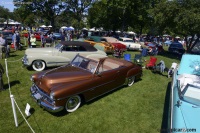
{"left": 32, "top": 60, "right": 46, "bottom": 71}
{"left": 65, "top": 95, "right": 81, "bottom": 113}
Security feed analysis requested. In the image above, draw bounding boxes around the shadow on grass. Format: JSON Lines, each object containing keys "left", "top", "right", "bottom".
{"left": 159, "top": 50, "right": 182, "bottom": 61}
{"left": 151, "top": 70, "right": 168, "bottom": 78}
{"left": 160, "top": 81, "right": 171, "bottom": 133}
{"left": 4, "top": 80, "right": 20, "bottom": 89}
{"left": 50, "top": 82, "right": 140, "bottom": 117}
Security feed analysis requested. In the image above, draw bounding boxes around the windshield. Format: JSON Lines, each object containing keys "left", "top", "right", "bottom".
{"left": 71, "top": 55, "right": 98, "bottom": 73}
{"left": 55, "top": 43, "right": 62, "bottom": 49}
{"left": 178, "top": 74, "right": 200, "bottom": 106}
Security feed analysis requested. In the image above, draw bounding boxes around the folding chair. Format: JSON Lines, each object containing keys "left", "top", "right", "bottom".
{"left": 146, "top": 56, "right": 157, "bottom": 69}
{"left": 134, "top": 54, "right": 143, "bottom": 66}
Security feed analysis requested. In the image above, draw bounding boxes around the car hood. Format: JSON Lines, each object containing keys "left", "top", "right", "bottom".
{"left": 34, "top": 65, "right": 92, "bottom": 93}
{"left": 173, "top": 102, "right": 200, "bottom": 131}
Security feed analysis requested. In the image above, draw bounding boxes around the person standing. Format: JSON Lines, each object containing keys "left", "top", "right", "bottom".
{"left": 16, "top": 31, "right": 21, "bottom": 50}
{"left": 60, "top": 32, "right": 65, "bottom": 42}
{"left": 40, "top": 32, "right": 46, "bottom": 47}
{"left": 27, "top": 32, "right": 31, "bottom": 48}
{"left": 0, "top": 34, "right": 6, "bottom": 58}
{"left": 12, "top": 31, "right": 17, "bottom": 51}
{"left": 30, "top": 34, "right": 37, "bottom": 48}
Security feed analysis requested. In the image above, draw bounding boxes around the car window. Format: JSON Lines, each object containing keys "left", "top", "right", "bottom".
{"left": 124, "top": 40, "right": 133, "bottom": 42}
{"left": 100, "top": 38, "right": 107, "bottom": 42}
{"left": 118, "top": 38, "right": 123, "bottom": 41}
{"left": 62, "top": 45, "right": 73, "bottom": 51}
{"left": 55, "top": 43, "right": 62, "bottom": 49}
{"left": 78, "top": 46, "right": 87, "bottom": 51}
{"left": 62, "top": 45, "right": 87, "bottom": 51}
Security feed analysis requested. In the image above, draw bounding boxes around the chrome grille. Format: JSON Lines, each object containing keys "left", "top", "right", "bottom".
{"left": 31, "top": 84, "right": 54, "bottom": 104}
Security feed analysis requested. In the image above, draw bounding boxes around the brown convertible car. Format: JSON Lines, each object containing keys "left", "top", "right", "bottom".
{"left": 30, "top": 54, "right": 142, "bottom": 113}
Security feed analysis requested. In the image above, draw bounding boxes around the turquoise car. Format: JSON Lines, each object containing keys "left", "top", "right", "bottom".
{"left": 169, "top": 54, "right": 200, "bottom": 132}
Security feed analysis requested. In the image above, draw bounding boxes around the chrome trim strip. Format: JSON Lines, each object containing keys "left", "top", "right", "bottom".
{"left": 87, "top": 84, "right": 124, "bottom": 102}
{"left": 57, "top": 80, "right": 115, "bottom": 101}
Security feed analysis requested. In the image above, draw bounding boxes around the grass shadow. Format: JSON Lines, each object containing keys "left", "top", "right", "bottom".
{"left": 159, "top": 50, "right": 182, "bottom": 61}
{"left": 4, "top": 80, "right": 20, "bottom": 89}
{"left": 51, "top": 84, "right": 129, "bottom": 117}
{"left": 160, "top": 81, "right": 171, "bottom": 133}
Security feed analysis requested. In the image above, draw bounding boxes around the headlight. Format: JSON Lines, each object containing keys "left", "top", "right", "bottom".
{"left": 50, "top": 92, "right": 55, "bottom": 100}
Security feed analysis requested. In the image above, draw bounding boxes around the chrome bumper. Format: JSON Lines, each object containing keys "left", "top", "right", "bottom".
{"left": 30, "top": 85, "right": 64, "bottom": 113}
{"left": 22, "top": 55, "right": 30, "bottom": 66}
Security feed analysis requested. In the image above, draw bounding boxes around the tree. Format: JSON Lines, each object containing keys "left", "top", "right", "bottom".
{"left": 88, "top": 0, "right": 130, "bottom": 31}
{"left": 151, "top": 0, "right": 200, "bottom": 52}
{"left": 14, "top": 0, "right": 66, "bottom": 29}
{"left": 13, "top": 6, "right": 33, "bottom": 26}
{"left": 87, "top": 0, "right": 154, "bottom": 34}
{"left": 64, "top": 0, "right": 96, "bottom": 31}
{"left": 0, "top": 6, "right": 12, "bottom": 26}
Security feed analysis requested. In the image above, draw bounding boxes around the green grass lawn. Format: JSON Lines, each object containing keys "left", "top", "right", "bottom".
{"left": 0, "top": 42, "right": 181, "bottom": 133}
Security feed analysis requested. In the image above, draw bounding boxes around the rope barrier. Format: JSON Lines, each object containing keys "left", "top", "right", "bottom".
{"left": 13, "top": 98, "right": 35, "bottom": 133}
{"left": 5, "top": 59, "right": 36, "bottom": 133}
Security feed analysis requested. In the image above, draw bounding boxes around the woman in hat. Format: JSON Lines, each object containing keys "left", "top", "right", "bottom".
{"left": 30, "top": 34, "right": 36, "bottom": 48}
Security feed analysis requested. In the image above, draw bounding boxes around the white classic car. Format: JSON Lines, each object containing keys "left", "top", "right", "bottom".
{"left": 118, "top": 37, "right": 142, "bottom": 51}
{"left": 22, "top": 41, "right": 107, "bottom": 71}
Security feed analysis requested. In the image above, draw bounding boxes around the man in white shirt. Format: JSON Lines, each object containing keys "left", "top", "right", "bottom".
{"left": 0, "top": 34, "right": 6, "bottom": 58}
{"left": 0, "top": 34, "right": 5, "bottom": 46}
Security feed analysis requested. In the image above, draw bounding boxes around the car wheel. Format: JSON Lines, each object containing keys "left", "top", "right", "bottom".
{"left": 65, "top": 95, "right": 81, "bottom": 113}
{"left": 32, "top": 60, "right": 46, "bottom": 71}
{"left": 127, "top": 76, "right": 135, "bottom": 86}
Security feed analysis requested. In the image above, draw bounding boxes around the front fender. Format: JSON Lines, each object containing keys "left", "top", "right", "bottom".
{"left": 126, "top": 66, "right": 142, "bottom": 79}
{"left": 52, "top": 78, "right": 93, "bottom": 100}
{"left": 27, "top": 54, "right": 70, "bottom": 67}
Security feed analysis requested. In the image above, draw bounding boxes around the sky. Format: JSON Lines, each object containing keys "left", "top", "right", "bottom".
{"left": 0, "top": 0, "right": 16, "bottom": 12}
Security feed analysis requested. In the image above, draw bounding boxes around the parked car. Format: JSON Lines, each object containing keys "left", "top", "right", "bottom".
{"left": 22, "top": 32, "right": 47, "bottom": 41}
{"left": 30, "top": 54, "right": 143, "bottom": 113}
{"left": 118, "top": 37, "right": 142, "bottom": 51}
{"left": 145, "top": 42, "right": 164, "bottom": 54}
{"left": 101, "top": 37, "right": 127, "bottom": 52}
{"left": 52, "top": 32, "right": 62, "bottom": 40}
{"left": 168, "top": 42, "right": 185, "bottom": 55}
{"left": 164, "top": 40, "right": 172, "bottom": 46}
{"left": 22, "top": 41, "right": 107, "bottom": 71}
{"left": 84, "top": 36, "right": 115, "bottom": 54}
{"left": 1, "top": 31, "right": 13, "bottom": 44}
{"left": 169, "top": 54, "right": 200, "bottom": 132}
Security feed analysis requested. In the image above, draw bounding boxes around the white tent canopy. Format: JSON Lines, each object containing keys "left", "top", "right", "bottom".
{"left": 128, "top": 31, "right": 135, "bottom": 34}
{"left": 82, "top": 28, "right": 88, "bottom": 30}
{"left": 3, "top": 21, "right": 21, "bottom": 25}
{"left": 48, "top": 25, "right": 52, "bottom": 28}
{"left": 89, "top": 27, "right": 95, "bottom": 31}
{"left": 40, "top": 25, "right": 46, "bottom": 28}
{"left": 61, "top": 26, "right": 67, "bottom": 28}
{"left": 69, "top": 26, "right": 74, "bottom": 30}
